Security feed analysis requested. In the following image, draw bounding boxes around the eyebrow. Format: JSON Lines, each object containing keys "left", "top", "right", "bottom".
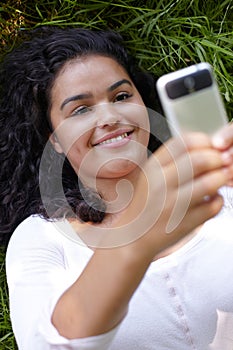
{"left": 60, "top": 93, "right": 92, "bottom": 110}
{"left": 107, "top": 79, "right": 132, "bottom": 92}
{"left": 60, "top": 79, "right": 132, "bottom": 110}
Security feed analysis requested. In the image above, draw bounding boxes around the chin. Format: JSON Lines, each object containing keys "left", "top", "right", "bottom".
{"left": 98, "top": 159, "right": 138, "bottom": 178}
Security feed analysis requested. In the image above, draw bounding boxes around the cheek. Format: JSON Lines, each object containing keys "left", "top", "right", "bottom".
{"left": 64, "top": 136, "right": 95, "bottom": 180}
{"left": 52, "top": 121, "right": 95, "bottom": 176}
{"left": 132, "top": 104, "right": 150, "bottom": 147}
{"left": 54, "top": 118, "right": 93, "bottom": 155}
{"left": 140, "top": 128, "right": 150, "bottom": 148}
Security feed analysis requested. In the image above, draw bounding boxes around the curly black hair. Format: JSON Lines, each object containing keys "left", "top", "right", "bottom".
{"left": 0, "top": 26, "right": 168, "bottom": 246}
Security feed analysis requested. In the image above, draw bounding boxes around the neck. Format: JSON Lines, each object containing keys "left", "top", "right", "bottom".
{"left": 81, "top": 166, "right": 142, "bottom": 219}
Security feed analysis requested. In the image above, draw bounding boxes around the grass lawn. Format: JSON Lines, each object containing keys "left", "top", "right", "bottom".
{"left": 0, "top": 0, "right": 232, "bottom": 348}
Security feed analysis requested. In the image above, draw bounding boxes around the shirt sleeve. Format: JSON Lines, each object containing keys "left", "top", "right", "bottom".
{"left": 6, "top": 216, "right": 120, "bottom": 350}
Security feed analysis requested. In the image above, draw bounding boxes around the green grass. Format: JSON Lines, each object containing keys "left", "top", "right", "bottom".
{"left": 125, "top": 1, "right": 233, "bottom": 109}
{"left": 1, "top": 0, "right": 233, "bottom": 116}
{"left": 0, "top": 0, "right": 233, "bottom": 347}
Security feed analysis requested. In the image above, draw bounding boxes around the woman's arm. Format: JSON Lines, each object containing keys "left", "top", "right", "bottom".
{"left": 52, "top": 131, "right": 233, "bottom": 340}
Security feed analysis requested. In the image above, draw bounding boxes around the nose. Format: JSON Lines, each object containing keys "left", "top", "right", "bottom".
{"left": 95, "top": 103, "right": 120, "bottom": 128}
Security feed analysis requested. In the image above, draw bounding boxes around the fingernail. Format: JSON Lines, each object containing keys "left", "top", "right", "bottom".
{"left": 212, "top": 136, "right": 226, "bottom": 149}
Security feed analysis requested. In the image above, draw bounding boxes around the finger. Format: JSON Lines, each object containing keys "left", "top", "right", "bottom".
{"left": 163, "top": 192, "right": 224, "bottom": 237}
{"left": 154, "top": 132, "right": 212, "bottom": 167}
{"left": 212, "top": 122, "right": 233, "bottom": 150}
{"left": 174, "top": 193, "right": 224, "bottom": 235}
{"left": 225, "top": 163, "right": 233, "bottom": 186}
{"left": 185, "top": 167, "right": 230, "bottom": 206}
{"left": 163, "top": 168, "right": 226, "bottom": 234}
{"left": 221, "top": 147, "right": 233, "bottom": 166}
{"left": 164, "top": 149, "right": 225, "bottom": 187}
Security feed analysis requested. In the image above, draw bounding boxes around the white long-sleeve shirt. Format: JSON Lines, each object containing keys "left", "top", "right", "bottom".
{"left": 6, "top": 187, "right": 233, "bottom": 350}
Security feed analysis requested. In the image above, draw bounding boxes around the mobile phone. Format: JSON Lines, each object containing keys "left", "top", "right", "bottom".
{"left": 156, "top": 62, "right": 228, "bottom": 136}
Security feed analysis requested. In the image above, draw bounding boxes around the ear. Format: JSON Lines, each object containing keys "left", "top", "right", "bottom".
{"left": 49, "top": 133, "right": 64, "bottom": 154}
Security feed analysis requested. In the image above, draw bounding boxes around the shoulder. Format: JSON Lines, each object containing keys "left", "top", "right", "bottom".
{"left": 5, "top": 215, "right": 75, "bottom": 276}
{"left": 7, "top": 215, "right": 65, "bottom": 249}
{"left": 6, "top": 215, "right": 65, "bottom": 270}
{"left": 8, "top": 215, "right": 86, "bottom": 246}
{"left": 6, "top": 215, "right": 91, "bottom": 272}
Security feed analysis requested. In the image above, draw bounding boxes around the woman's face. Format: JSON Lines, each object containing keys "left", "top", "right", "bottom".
{"left": 50, "top": 55, "right": 150, "bottom": 183}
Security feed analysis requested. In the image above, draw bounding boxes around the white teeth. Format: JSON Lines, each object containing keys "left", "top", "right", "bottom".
{"left": 98, "top": 132, "right": 128, "bottom": 145}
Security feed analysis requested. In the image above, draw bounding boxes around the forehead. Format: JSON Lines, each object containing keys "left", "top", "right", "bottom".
{"left": 55, "top": 55, "right": 129, "bottom": 84}
{"left": 50, "top": 55, "right": 132, "bottom": 107}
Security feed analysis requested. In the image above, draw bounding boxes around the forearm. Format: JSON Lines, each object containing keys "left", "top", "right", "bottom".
{"left": 51, "top": 240, "right": 154, "bottom": 339}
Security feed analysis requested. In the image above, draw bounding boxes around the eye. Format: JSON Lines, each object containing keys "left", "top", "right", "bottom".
{"left": 114, "top": 92, "right": 132, "bottom": 102}
{"left": 71, "top": 105, "right": 91, "bottom": 117}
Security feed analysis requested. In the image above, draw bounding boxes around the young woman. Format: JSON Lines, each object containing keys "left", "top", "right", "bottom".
{"left": 1, "top": 26, "right": 233, "bottom": 350}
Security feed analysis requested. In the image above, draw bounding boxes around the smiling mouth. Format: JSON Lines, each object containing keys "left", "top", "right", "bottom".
{"left": 96, "top": 131, "right": 133, "bottom": 146}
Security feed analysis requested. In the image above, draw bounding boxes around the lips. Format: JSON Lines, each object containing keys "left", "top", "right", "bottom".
{"left": 92, "top": 129, "right": 134, "bottom": 146}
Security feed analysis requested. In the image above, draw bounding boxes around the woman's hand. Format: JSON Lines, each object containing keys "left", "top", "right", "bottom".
{"left": 132, "top": 130, "right": 232, "bottom": 255}
{"left": 212, "top": 122, "right": 233, "bottom": 186}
